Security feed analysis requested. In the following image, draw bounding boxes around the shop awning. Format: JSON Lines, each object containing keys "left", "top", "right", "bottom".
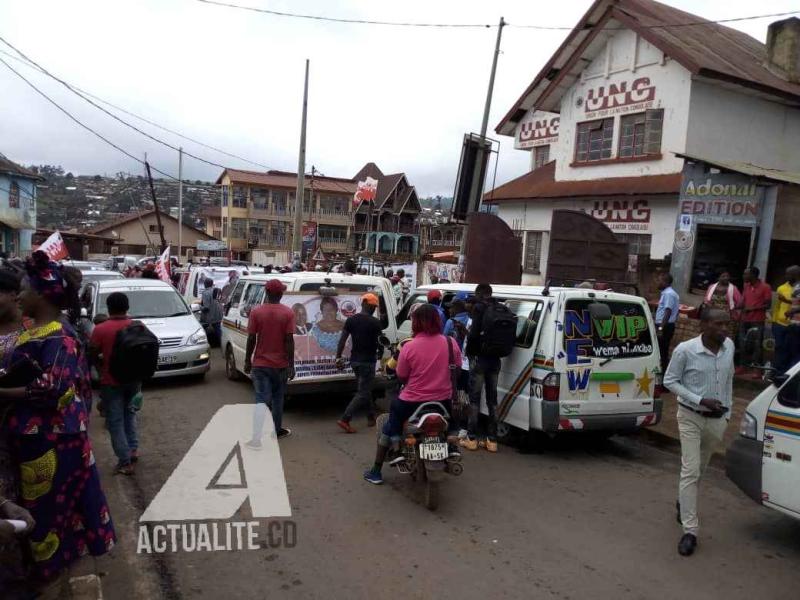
{"left": 0, "top": 217, "right": 35, "bottom": 230}
{"left": 675, "top": 152, "right": 800, "bottom": 186}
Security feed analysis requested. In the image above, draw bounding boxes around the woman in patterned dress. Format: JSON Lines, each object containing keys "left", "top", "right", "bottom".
{"left": 0, "top": 252, "right": 115, "bottom": 584}
{"left": 0, "top": 267, "right": 36, "bottom": 598}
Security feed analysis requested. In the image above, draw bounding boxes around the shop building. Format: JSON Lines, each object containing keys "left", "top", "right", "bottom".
{"left": 487, "top": 0, "right": 800, "bottom": 292}
{"left": 0, "top": 154, "right": 39, "bottom": 255}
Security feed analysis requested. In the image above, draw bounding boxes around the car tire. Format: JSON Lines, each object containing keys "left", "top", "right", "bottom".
{"left": 225, "top": 346, "right": 243, "bottom": 381}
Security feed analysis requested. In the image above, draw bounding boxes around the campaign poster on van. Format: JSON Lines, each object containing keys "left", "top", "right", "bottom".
{"left": 282, "top": 292, "right": 377, "bottom": 379}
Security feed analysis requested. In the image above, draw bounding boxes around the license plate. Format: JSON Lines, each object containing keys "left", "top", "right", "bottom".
{"left": 158, "top": 354, "right": 178, "bottom": 365}
{"left": 419, "top": 442, "right": 448, "bottom": 460}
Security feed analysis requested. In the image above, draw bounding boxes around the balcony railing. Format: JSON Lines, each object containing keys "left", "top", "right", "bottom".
{"left": 247, "top": 203, "right": 351, "bottom": 224}
{"left": 318, "top": 238, "right": 348, "bottom": 251}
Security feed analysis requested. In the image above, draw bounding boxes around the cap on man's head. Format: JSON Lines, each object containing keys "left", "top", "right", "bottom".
{"left": 427, "top": 289, "right": 442, "bottom": 302}
{"left": 454, "top": 290, "right": 470, "bottom": 301}
{"left": 361, "top": 293, "right": 379, "bottom": 307}
{"left": 265, "top": 279, "right": 286, "bottom": 294}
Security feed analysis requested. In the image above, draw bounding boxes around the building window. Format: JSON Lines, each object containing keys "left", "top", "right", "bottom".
{"left": 318, "top": 225, "right": 347, "bottom": 242}
{"left": 148, "top": 224, "right": 164, "bottom": 234}
{"left": 533, "top": 145, "right": 550, "bottom": 170}
{"left": 221, "top": 185, "right": 229, "bottom": 207}
{"left": 8, "top": 181, "right": 19, "bottom": 209}
{"left": 251, "top": 188, "right": 268, "bottom": 210}
{"left": 230, "top": 218, "right": 248, "bottom": 239}
{"left": 575, "top": 118, "right": 614, "bottom": 163}
{"left": 616, "top": 233, "right": 652, "bottom": 256}
{"left": 619, "top": 109, "right": 663, "bottom": 158}
{"left": 271, "top": 190, "right": 287, "bottom": 213}
{"left": 232, "top": 186, "right": 247, "bottom": 208}
{"left": 524, "top": 231, "right": 543, "bottom": 274}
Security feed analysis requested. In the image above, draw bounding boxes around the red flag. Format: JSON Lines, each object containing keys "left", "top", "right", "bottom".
{"left": 38, "top": 231, "right": 69, "bottom": 261}
{"left": 154, "top": 246, "right": 171, "bottom": 282}
{"left": 354, "top": 177, "right": 378, "bottom": 206}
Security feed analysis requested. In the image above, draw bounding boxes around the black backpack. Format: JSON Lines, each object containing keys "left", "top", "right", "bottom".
{"left": 479, "top": 302, "right": 518, "bottom": 357}
{"left": 110, "top": 322, "right": 160, "bottom": 383}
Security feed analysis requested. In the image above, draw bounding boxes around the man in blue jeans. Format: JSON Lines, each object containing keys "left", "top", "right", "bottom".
{"left": 89, "top": 292, "right": 140, "bottom": 475}
{"left": 335, "top": 293, "right": 383, "bottom": 433}
{"left": 245, "top": 279, "right": 296, "bottom": 445}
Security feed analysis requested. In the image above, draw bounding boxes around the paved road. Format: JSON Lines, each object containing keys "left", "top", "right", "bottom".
{"left": 91, "top": 353, "right": 799, "bottom": 600}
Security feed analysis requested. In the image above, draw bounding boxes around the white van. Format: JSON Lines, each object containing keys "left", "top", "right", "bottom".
{"left": 177, "top": 264, "right": 260, "bottom": 305}
{"left": 221, "top": 272, "right": 399, "bottom": 393}
{"left": 726, "top": 362, "right": 800, "bottom": 521}
{"left": 398, "top": 284, "right": 663, "bottom": 437}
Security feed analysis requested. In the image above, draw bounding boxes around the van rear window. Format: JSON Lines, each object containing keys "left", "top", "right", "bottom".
{"left": 562, "top": 299, "right": 653, "bottom": 360}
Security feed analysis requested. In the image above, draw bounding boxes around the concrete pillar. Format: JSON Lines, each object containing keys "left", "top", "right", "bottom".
{"left": 754, "top": 185, "right": 778, "bottom": 277}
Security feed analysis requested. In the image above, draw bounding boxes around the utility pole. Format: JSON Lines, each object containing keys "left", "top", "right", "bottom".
{"left": 177, "top": 147, "right": 183, "bottom": 262}
{"left": 144, "top": 161, "right": 167, "bottom": 253}
{"left": 459, "top": 17, "right": 505, "bottom": 278}
{"left": 292, "top": 59, "right": 310, "bottom": 264}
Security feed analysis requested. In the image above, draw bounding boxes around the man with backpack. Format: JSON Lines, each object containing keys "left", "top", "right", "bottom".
{"left": 89, "top": 292, "right": 158, "bottom": 475}
{"left": 461, "top": 283, "right": 517, "bottom": 453}
{"left": 444, "top": 292, "right": 472, "bottom": 438}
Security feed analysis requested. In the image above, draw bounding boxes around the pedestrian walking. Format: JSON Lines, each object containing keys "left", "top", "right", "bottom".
{"left": 200, "top": 278, "right": 223, "bottom": 346}
{"left": 0, "top": 251, "right": 116, "bottom": 584}
{"left": 655, "top": 273, "right": 680, "bottom": 373}
{"left": 737, "top": 266, "right": 772, "bottom": 379}
{"left": 335, "top": 293, "right": 383, "bottom": 433}
{"left": 461, "top": 283, "right": 516, "bottom": 453}
{"left": 245, "top": 279, "right": 295, "bottom": 445}
{"left": 772, "top": 266, "right": 799, "bottom": 374}
{"left": 220, "top": 270, "right": 239, "bottom": 304}
{"left": 784, "top": 268, "right": 800, "bottom": 370}
{"left": 396, "top": 268, "right": 410, "bottom": 304}
{"left": 89, "top": 292, "right": 141, "bottom": 475}
{"left": 363, "top": 304, "right": 461, "bottom": 485}
{"left": 664, "top": 308, "right": 734, "bottom": 557}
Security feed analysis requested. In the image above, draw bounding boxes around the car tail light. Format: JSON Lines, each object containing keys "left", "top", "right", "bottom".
{"left": 653, "top": 372, "right": 664, "bottom": 400}
{"left": 542, "top": 373, "right": 560, "bottom": 402}
{"left": 419, "top": 414, "right": 446, "bottom": 437}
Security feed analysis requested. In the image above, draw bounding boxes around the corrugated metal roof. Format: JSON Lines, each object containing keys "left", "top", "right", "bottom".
{"left": 497, "top": 0, "right": 800, "bottom": 135}
{"left": 484, "top": 161, "right": 682, "bottom": 203}
{"left": 0, "top": 155, "right": 43, "bottom": 181}
{"left": 218, "top": 168, "right": 357, "bottom": 195}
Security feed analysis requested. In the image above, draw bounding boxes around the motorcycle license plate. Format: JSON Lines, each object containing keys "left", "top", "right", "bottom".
{"left": 419, "top": 442, "right": 448, "bottom": 460}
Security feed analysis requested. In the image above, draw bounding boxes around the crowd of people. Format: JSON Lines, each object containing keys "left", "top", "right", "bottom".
{"left": 656, "top": 265, "right": 800, "bottom": 378}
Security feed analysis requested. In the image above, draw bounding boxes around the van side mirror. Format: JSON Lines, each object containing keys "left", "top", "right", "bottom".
{"left": 587, "top": 302, "right": 612, "bottom": 321}
{"left": 190, "top": 303, "right": 202, "bottom": 314}
{"left": 770, "top": 372, "right": 790, "bottom": 388}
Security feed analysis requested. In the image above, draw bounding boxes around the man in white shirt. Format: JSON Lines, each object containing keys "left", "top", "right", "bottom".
{"left": 664, "top": 308, "right": 734, "bottom": 557}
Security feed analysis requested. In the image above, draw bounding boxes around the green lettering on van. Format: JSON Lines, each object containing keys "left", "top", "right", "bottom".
{"left": 627, "top": 316, "right": 647, "bottom": 340}
{"left": 593, "top": 317, "right": 614, "bottom": 340}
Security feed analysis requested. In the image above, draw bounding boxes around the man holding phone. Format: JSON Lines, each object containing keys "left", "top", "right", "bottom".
{"left": 664, "top": 308, "right": 734, "bottom": 557}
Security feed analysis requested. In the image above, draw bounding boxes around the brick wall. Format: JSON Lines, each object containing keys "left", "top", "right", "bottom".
{"left": 671, "top": 313, "right": 701, "bottom": 351}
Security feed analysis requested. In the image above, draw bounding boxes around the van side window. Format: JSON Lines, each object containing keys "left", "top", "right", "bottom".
{"left": 396, "top": 293, "right": 428, "bottom": 331}
{"left": 506, "top": 300, "right": 544, "bottom": 348}
{"left": 228, "top": 280, "right": 246, "bottom": 310}
{"left": 778, "top": 373, "right": 800, "bottom": 409}
{"left": 240, "top": 284, "right": 265, "bottom": 317}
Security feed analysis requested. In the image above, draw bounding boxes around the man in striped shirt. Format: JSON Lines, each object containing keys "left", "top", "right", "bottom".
{"left": 664, "top": 308, "right": 734, "bottom": 557}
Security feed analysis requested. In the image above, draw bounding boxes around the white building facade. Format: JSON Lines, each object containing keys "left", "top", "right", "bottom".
{"left": 489, "top": 0, "right": 800, "bottom": 288}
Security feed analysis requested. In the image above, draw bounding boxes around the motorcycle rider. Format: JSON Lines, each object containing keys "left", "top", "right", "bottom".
{"left": 363, "top": 304, "right": 462, "bottom": 485}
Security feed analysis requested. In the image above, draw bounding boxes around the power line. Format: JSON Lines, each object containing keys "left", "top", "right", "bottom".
{"left": 0, "top": 47, "right": 272, "bottom": 172}
{"left": 0, "top": 54, "right": 182, "bottom": 182}
{"left": 0, "top": 35, "right": 267, "bottom": 173}
{"left": 193, "top": 1, "right": 800, "bottom": 31}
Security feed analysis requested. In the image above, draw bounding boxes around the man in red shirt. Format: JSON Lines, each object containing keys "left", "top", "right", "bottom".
{"left": 737, "top": 266, "right": 773, "bottom": 379}
{"left": 89, "top": 292, "right": 139, "bottom": 475}
{"left": 245, "top": 279, "right": 295, "bottom": 444}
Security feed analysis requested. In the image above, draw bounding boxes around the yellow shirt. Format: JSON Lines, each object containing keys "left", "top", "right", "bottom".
{"left": 773, "top": 282, "right": 793, "bottom": 326}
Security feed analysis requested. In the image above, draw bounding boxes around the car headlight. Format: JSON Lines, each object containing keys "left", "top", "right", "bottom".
{"left": 189, "top": 328, "right": 208, "bottom": 345}
{"left": 739, "top": 411, "right": 758, "bottom": 439}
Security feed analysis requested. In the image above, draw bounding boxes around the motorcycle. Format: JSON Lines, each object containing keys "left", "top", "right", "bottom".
{"left": 376, "top": 336, "right": 463, "bottom": 511}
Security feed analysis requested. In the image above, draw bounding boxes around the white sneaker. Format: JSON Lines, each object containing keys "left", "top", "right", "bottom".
{"left": 245, "top": 439, "right": 262, "bottom": 450}
{"left": 457, "top": 429, "right": 468, "bottom": 440}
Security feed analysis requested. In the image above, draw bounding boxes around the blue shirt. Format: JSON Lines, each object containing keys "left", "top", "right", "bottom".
{"left": 444, "top": 312, "right": 470, "bottom": 349}
{"left": 433, "top": 305, "right": 447, "bottom": 333}
{"left": 656, "top": 286, "right": 680, "bottom": 325}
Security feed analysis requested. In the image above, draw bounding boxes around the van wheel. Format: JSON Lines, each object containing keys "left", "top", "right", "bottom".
{"left": 225, "top": 346, "right": 242, "bottom": 381}
{"left": 496, "top": 422, "right": 520, "bottom": 445}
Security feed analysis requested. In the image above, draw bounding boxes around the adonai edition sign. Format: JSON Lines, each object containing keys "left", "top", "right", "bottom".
{"left": 678, "top": 172, "right": 762, "bottom": 227}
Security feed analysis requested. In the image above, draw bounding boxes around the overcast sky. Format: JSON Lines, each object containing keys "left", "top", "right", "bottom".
{"left": 0, "top": 0, "right": 796, "bottom": 196}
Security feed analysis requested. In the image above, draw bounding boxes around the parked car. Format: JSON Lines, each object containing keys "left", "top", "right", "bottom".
{"left": 726, "top": 363, "right": 800, "bottom": 521}
{"left": 398, "top": 283, "right": 663, "bottom": 439}
{"left": 81, "top": 279, "right": 210, "bottom": 380}
{"left": 176, "top": 264, "right": 258, "bottom": 305}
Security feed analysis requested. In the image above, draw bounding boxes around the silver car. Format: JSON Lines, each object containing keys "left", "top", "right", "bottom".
{"left": 82, "top": 279, "right": 210, "bottom": 379}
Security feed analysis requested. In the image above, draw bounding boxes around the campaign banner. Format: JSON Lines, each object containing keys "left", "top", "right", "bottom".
{"left": 354, "top": 177, "right": 378, "bottom": 206}
{"left": 423, "top": 260, "right": 462, "bottom": 285}
{"left": 247, "top": 292, "right": 382, "bottom": 380}
{"left": 39, "top": 230, "right": 69, "bottom": 261}
{"left": 155, "top": 246, "right": 171, "bottom": 282}
{"left": 301, "top": 222, "right": 317, "bottom": 259}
